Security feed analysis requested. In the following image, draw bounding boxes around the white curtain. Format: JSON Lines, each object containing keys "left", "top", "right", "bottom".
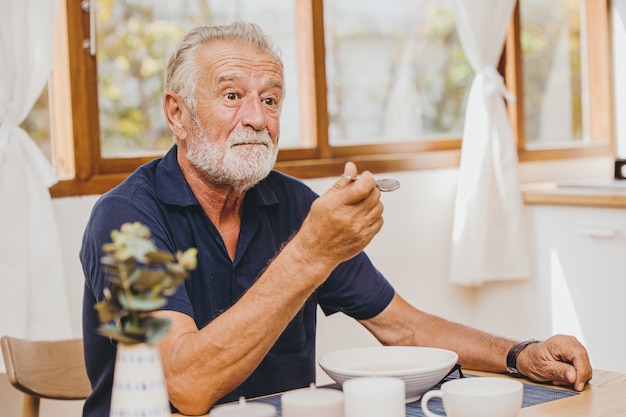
{"left": 449, "top": 0, "right": 530, "bottom": 286}
{"left": 0, "top": 0, "right": 72, "bottom": 372}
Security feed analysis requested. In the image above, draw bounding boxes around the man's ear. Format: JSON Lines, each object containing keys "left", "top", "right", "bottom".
{"left": 163, "top": 92, "right": 188, "bottom": 140}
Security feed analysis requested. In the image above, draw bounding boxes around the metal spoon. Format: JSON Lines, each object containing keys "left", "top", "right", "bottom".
{"left": 342, "top": 175, "right": 401, "bottom": 192}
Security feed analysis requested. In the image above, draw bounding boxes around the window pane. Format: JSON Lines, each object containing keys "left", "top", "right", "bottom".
{"left": 323, "top": 0, "right": 471, "bottom": 146}
{"left": 521, "top": 0, "right": 588, "bottom": 146}
{"left": 95, "top": 0, "right": 300, "bottom": 157}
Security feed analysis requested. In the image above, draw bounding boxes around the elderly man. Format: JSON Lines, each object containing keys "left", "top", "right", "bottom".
{"left": 80, "top": 21, "right": 591, "bottom": 417}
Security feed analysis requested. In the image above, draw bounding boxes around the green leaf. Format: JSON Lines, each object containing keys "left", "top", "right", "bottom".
{"left": 166, "top": 262, "right": 186, "bottom": 279}
{"left": 122, "top": 321, "right": 150, "bottom": 337}
{"left": 119, "top": 293, "right": 167, "bottom": 312}
{"left": 131, "top": 268, "right": 166, "bottom": 291}
{"left": 145, "top": 250, "right": 175, "bottom": 264}
{"left": 94, "top": 300, "right": 122, "bottom": 323}
{"left": 97, "top": 324, "right": 143, "bottom": 344}
{"left": 120, "top": 222, "right": 151, "bottom": 239}
{"left": 113, "top": 247, "right": 135, "bottom": 262}
{"left": 100, "top": 254, "right": 116, "bottom": 265}
{"left": 124, "top": 237, "right": 156, "bottom": 262}
{"left": 177, "top": 248, "right": 198, "bottom": 270}
{"left": 101, "top": 242, "right": 118, "bottom": 253}
{"left": 143, "top": 316, "right": 172, "bottom": 344}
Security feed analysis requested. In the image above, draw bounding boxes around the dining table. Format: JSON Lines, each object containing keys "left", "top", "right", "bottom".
{"left": 172, "top": 368, "right": 626, "bottom": 417}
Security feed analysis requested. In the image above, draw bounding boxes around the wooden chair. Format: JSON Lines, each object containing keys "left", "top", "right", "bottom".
{"left": 1, "top": 336, "right": 92, "bottom": 417}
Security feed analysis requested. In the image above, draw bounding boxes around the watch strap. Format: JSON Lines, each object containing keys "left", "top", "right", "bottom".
{"left": 506, "top": 339, "right": 539, "bottom": 376}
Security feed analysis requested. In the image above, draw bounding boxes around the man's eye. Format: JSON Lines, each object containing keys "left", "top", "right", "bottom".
{"left": 225, "top": 93, "right": 238, "bottom": 100}
{"left": 263, "top": 97, "right": 277, "bottom": 106}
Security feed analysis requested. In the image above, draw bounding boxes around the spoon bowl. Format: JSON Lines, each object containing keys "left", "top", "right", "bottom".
{"left": 342, "top": 175, "right": 400, "bottom": 192}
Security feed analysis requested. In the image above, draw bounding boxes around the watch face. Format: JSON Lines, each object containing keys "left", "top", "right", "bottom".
{"left": 507, "top": 369, "right": 525, "bottom": 378}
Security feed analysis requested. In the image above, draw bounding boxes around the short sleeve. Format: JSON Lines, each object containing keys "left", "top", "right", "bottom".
{"left": 317, "top": 252, "right": 395, "bottom": 320}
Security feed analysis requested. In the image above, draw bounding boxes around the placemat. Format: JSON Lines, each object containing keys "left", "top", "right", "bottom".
{"left": 250, "top": 375, "right": 579, "bottom": 417}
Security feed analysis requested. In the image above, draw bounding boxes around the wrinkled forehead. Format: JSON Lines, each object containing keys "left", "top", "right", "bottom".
{"left": 195, "top": 40, "right": 284, "bottom": 86}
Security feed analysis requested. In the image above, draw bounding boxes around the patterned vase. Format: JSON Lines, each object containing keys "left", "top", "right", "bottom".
{"left": 109, "top": 343, "right": 171, "bottom": 417}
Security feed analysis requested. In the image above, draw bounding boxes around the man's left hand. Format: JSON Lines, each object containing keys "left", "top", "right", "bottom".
{"left": 516, "top": 334, "right": 592, "bottom": 391}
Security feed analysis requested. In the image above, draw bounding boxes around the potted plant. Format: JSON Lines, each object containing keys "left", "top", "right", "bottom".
{"left": 94, "top": 221, "right": 197, "bottom": 417}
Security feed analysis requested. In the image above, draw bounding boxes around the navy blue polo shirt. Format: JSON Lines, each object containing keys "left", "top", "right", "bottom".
{"left": 80, "top": 146, "right": 395, "bottom": 417}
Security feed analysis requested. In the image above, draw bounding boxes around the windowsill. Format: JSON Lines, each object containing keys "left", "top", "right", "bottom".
{"left": 522, "top": 181, "right": 626, "bottom": 208}
{"left": 519, "top": 154, "right": 625, "bottom": 207}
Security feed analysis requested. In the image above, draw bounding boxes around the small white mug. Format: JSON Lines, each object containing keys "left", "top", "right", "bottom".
{"left": 421, "top": 377, "right": 523, "bottom": 417}
{"left": 343, "top": 376, "right": 405, "bottom": 417}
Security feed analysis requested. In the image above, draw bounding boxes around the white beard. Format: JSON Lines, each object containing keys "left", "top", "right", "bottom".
{"left": 186, "top": 116, "right": 278, "bottom": 193}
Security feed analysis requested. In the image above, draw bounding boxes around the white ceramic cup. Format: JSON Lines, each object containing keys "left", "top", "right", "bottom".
{"left": 343, "top": 376, "right": 405, "bottom": 417}
{"left": 421, "top": 377, "right": 523, "bottom": 417}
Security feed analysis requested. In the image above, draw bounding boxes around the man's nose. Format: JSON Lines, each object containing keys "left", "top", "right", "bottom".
{"left": 240, "top": 96, "right": 267, "bottom": 131}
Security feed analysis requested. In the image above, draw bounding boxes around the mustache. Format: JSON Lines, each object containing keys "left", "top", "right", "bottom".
{"left": 190, "top": 113, "right": 273, "bottom": 147}
{"left": 228, "top": 129, "right": 273, "bottom": 147}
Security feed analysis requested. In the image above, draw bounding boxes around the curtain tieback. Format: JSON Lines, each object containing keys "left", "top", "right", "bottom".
{"left": 0, "top": 121, "right": 58, "bottom": 187}
{"left": 0, "top": 121, "right": 18, "bottom": 142}
{"left": 479, "top": 66, "right": 516, "bottom": 102}
{"left": 0, "top": 122, "right": 17, "bottom": 167}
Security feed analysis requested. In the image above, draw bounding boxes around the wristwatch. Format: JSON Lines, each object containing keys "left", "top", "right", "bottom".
{"left": 506, "top": 339, "right": 539, "bottom": 377}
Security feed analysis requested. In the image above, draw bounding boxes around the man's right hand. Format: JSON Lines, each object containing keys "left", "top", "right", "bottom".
{"left": 294, "top": 162, "right": 385, "bottom": 273}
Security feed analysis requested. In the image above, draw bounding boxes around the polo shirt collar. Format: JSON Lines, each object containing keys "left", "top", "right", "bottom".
{"left": 155, "top": 145, "right": 279, "bottom": 209}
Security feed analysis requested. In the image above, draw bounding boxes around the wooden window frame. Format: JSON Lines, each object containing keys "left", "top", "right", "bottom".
{"left": 49, "top": 0, "right": 613, "bottom": 198}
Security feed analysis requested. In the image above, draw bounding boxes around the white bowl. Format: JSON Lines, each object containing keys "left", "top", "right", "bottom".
{"left": 318, "top": 346, "right": 458, "bottom": 402}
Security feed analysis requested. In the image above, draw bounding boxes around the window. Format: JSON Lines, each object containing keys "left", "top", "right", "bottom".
{"left": 42, "top": 0, "right": 612, "bottom": 197}
{"left": 506, "top": 0, "right": 613, "bottom": 161}
{"left": 520, "top": 0, "right": 586, "bottom": 146}
{"left": 323, "top": 1, "right": 471, "bottom": 146}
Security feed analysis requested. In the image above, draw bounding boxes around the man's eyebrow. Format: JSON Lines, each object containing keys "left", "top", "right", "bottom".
{"left": 216, "top": 75, "right": 241, "bottom": 84}
{"left": 268, "top": 80, "right": 283, "bottom": 90}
